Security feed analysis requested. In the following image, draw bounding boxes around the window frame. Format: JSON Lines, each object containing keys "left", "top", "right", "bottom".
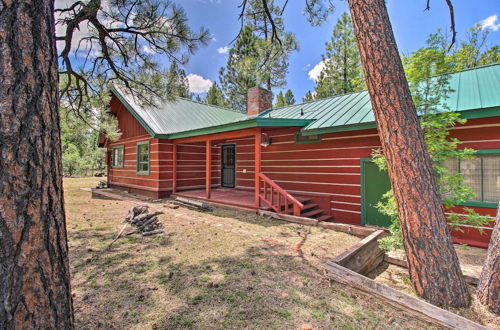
{"left": 136, "top": 141, "right": 150, "bottom": 175}
{"left": 454, "top": 149, "right": 500, "bottom": 208}
{"left": 111, "top": 145, "right": 124, "bottom": 168}
{"left": 294, "top": 131, "right": 322, "bottom": 144}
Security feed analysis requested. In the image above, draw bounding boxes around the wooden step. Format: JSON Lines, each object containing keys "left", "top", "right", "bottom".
{"left": 286, "top": 203, "right": 317, "bottom": 214}
{"left": 297, "top": 197, "right": 312, "bottom": 203}
{"left": 317, "top": 215, "right": 333, "bottom": 222}
{"left": 301, "top": 209, "right": 324, "bottom": 218}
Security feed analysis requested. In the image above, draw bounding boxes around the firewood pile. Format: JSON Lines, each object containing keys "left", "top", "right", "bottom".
{"left": 124, "top": 205, "right": 164, "bottom": 236}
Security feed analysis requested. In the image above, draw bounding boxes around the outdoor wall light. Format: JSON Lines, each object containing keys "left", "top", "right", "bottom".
{"left": 260, "top": 132, "right": 272, "bottom": 147}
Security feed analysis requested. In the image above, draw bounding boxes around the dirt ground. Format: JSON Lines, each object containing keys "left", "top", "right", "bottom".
{"left": 67, "top": 178, "right": 437, "bottom": 329}
{"left": 369, "top": 251, "right": 499, "bottom": 328}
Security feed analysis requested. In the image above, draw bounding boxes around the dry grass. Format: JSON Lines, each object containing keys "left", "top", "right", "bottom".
{"left": 66, "top": 177, "right": 434, "bottom": 329}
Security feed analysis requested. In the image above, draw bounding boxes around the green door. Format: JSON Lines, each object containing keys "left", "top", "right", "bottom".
{"left": 361, "top": 160, "right": 392, "bottom": 227}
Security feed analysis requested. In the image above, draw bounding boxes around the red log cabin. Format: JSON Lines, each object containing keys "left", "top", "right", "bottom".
{"left": 101, "top": 64, "right": 500, "bottom": 248}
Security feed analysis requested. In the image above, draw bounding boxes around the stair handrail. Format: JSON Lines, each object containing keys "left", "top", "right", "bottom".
{"left": 258, "top": 173, "right": 304, "bottom": 216}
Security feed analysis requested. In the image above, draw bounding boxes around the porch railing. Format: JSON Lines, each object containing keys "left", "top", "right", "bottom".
{"left": 258, "top": 173, "right": 304, "bottom": 216}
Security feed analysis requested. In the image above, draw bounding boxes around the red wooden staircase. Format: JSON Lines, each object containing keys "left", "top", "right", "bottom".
{"left": 258, "top": 173, "right": 332, "bottom": 222}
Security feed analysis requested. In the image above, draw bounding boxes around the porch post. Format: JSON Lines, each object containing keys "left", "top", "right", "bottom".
{"left": 206, "top": 140, "right": 212, "bottom": 199}
{"left": 255, "top": 131, "right": 261, "bottom": 208}
{"left": 172, "top": 143, "right": 177, "bottom": 194}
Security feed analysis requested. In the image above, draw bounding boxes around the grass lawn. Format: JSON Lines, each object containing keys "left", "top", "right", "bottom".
{"left": 66, "top": 177, "right": 433, "bottom": 329}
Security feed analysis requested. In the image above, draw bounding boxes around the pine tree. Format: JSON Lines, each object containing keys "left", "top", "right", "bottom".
{"left": 275, "top": 91, "right": 286, "bottom": 107}
{"left": 302, "top": 90, "right": 314, "bottom": 102}
{"left": 314, "top": 12, "right": 364, "bottom": 98}
{"left": 244, "top": 0, "right": 298, "bottom": 90}
{"left": 166, "top": 62, "right": 192, "bottom": 99}
{"left": 285, "top": 89, "right": 295, "bottom": 105}
{"left": 220, "top": 1, "right": 298, "bottom": 111}
{"left": 348, "top": 0, "right": 470, "bottom": 307}
{"left": 276, "top": 89, "right": 295, "bottom": 107}
{"left": 205, "top": 82, "right": 229, "bottom": 107}
{"left": 219, "top": 26, "right": 260, "bottom": 111}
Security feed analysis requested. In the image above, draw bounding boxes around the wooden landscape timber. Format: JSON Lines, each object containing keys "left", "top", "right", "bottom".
{"left": 324, "top": 262, "right": 489, "bottom": 329}
{"left": 384, "top": 253, "right": 480, "bottom": 286}
{"left": 332, "top": 230, "right": 386, "bottom": 275}
{"left": 174, "top": 196, "right": 212, "bottom": 211}
{"left": 258, "top": 209, "right": 378, "bottom": 237}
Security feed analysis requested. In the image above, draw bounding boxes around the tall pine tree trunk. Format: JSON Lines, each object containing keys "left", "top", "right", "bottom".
{"left": 0, "top": 0, "right": 74, "bottom": 328}
{"left": 347, "top": 0, "right": 470, "bottom": 307}
{"left": 477, "top": 204, "right": 500, "bottom": 314}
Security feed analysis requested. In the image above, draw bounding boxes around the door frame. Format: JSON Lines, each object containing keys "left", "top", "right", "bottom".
{"left": 220, "top": 143, "right": 236, "bottom": 188}
{"left": 360, "top": 158, "right": 371, "bottom": 226}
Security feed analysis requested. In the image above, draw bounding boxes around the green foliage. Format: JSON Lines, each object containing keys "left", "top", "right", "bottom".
{"left": 60, "top": 105, "right": 110, "bottom": 177}
{"left": 314, "top": 12, "right": 364, "bottom": 98}
{"left": 302, "top": 90, "right": 314, "bottom": 102}
{"left": 375, "top": 25, "right": 495, "bottom": 251}
{"left": 219, "top": 26, "right": 260, "bottom": 111}
{"left": 57, "top": 0, "right": 209, "bottom": 111}
{"left": 220, "top": 1, "right": 298, "bottom": 110}
{"left": 275, "top": 89, "right": 295, "bottom": 107}
{"left": 284, "top": 89, "right": 296, "bottom": 105}
{"left": 205, "top": 82, "right": 229, "bottom": 107}
{"left": 166, "top": 62, "right": 192, "bottom": 100}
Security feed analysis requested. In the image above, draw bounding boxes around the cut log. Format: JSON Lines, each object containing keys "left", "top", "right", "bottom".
{"left": 137, "top": 216, "right": 159, "bottom": 232}
{"left": 324, "top": 262, "right": 488, "bottom": 329}
{"left": 129, "top": 211, "right": 163, "bottom": 225}
{"left": 142, "top": 229, "right": 164, "bottom": 236}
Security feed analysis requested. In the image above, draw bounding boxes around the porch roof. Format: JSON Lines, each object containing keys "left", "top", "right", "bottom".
{"left": 111, "top": 63, "right": 500, "bottom": 139}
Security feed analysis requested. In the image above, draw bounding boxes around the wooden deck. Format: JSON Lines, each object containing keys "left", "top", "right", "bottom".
{"left": 174, "top": 188, "right": 257, "bottom": 209}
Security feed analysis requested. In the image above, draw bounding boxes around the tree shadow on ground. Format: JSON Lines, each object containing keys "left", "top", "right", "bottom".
{"left": 72, "top": 240, "right": 431, "bottom": 329}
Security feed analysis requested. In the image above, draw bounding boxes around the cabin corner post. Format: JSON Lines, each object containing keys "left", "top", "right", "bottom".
{"left": 206, "top": 140, "right": 212, "bottom": 199}
{"left": 255, "top": 130, "right": 262, "bottom": 208}
{"left": 172, "top": 142, "right": 177, "bottom": 194}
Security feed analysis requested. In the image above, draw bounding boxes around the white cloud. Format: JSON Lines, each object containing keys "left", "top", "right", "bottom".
{"left": 142, "top": 45, "right": 155, "bottom": 54}
{"left": 187, "top": 74, "right": 213, "bottom": 94}
{"left": 217, "top": 46, "right": 229, "bottom": 54}
{"left": 308, "top": 60, "right": 327, "bottom": 82}
{"left": 480, "top": 15, "right": 500, "bottom": 31}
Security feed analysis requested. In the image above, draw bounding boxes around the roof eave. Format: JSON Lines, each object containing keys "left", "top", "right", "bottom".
{"left": 163, "top": 118, "right": 313, "bottom": 140}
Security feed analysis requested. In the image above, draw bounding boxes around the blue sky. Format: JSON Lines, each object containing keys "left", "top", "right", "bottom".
{"left": 176, "top": 0, "right": 499, "bottom": 102}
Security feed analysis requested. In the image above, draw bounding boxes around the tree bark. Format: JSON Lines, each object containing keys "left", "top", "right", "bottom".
{"left": 477, "top": 204, "right": 500, "bottom": 314}
{"left": 347, "top": 0, "right": 470, "bottom": 307}
{"left": 0, "top": 0, "right": 74, "bottom": 328}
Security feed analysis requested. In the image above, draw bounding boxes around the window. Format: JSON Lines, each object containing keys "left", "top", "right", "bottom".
{"left": 444, "top": 150, "right": 500, "bottom": 207}
{"left": 294, "top": 131, "right": 321, "bottom": 144}
{"left": 111, "top": 146, "right": 124, "bottom": 168}
{"left": 136, "top": 141, "right": 150, "bottom": 175}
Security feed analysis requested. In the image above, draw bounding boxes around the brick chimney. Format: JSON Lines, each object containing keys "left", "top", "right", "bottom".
{"left": 247, "top": 86, "right": 272, "bottom": 116}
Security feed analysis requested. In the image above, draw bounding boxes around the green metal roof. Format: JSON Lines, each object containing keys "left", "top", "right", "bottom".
{"left": 264, "top": 63, "right": 500, "bottom": 135}
{"left": 112, "top": 63, "right": 500, "bottom": 139}
{"left": 112, "top": 86, "right": 244, "bottom": 137}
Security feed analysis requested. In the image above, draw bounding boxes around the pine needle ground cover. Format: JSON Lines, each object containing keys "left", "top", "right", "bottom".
{"left": 65, "top": 178, "right": 433, "bottom": 329}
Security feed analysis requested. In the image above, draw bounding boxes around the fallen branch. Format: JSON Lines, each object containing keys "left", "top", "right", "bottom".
{"left": 107, "top": 223, "right": 129, "bottom": 249}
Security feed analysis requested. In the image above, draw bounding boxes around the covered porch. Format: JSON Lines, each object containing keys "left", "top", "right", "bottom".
{"left": 171, "top": 127, "right": 304, "bottom": 215}
{"left": 175, "top": 187, "right": 257, "bottom": 209}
